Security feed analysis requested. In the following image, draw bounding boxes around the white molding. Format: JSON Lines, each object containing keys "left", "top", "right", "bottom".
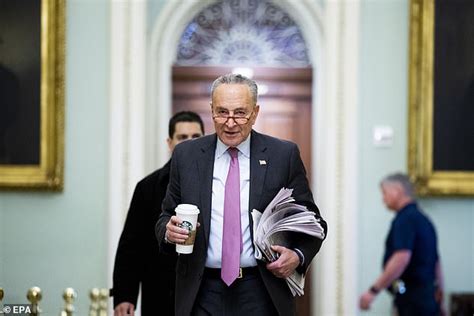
{"left": 108, "top": 1, "right": 128, "bottom": 295}
{"left": 314, "top": 1, "right": 360, "bottom": 315}
{"left": 313, "top": 3, "right": 340, "bottom": 314}
{"left": 107, "top": 0, "right": 147, "bottom": 308}
{"left": 128, "top": 2, "right": 147, "bottom": 187}
{"left": 147, "top": 0, "right": 215, "bottom": 171}
{"left": 341, "top": 2, "right": 360, "bottom": 313}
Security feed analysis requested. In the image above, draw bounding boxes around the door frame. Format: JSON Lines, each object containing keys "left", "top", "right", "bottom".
{"left": 108, "top": 1, "right": 361, "bottom": 315}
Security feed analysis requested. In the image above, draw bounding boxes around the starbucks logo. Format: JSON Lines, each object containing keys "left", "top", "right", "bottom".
{"left": 179, "top": 221, "right": 193, "bottom": 232}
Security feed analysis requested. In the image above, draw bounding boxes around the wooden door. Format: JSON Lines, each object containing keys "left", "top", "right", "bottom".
{"left": 172, "top": 66, "right": 313, "bottom": 315}
{"left": 172, "top": 66, "right": 312, "bottom": 175}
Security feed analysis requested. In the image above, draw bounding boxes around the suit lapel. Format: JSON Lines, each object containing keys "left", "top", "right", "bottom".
{"left": 249, "top": 131, "right": 268, "bottom": 241}
{"left": 197, "top": 134, "right": 217, "bottom": 248}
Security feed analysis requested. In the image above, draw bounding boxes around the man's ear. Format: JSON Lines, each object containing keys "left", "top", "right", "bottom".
{"left": 251, "top": 104, "right": 260, "bottom": 124}
{"left": 167, "top": 138, "right": 172, "bottom": 151}
{"left": 395, "top": 183, "right": 406, "bottom": 197}
{"left": 254, "top": 104, "right": 260, "bottom": 116}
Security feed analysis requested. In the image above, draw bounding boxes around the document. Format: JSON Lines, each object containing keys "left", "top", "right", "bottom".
{"left": 252, "top": 188, "right": 325, "bottom": 296}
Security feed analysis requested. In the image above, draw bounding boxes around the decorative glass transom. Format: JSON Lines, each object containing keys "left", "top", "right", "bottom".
{"left": 175, "top": 0, "right": 310, "bottom": 67}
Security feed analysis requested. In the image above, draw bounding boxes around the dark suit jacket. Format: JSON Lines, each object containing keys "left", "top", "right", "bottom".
{"left": 156, "top": 131, "right": 327, "bottom": 316}
{"left": 113, "top": 160, "right": 177, "bottom": 315}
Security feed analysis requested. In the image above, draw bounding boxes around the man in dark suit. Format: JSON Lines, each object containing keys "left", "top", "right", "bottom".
{"left": 156, "top": 74, "right": 327, "bottom": 316}
{"left": 113, "top": 111, "right": 205, "bottom": 316}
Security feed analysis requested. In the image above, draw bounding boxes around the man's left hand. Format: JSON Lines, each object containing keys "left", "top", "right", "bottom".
{"left": 266, "top": 245, "right": 300, "bottom": 278}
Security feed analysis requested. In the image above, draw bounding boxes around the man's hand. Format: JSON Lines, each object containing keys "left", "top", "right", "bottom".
{"left": 266, "top": 245, "right": 300, "bottom": 278}
{"left": 165, "top": 216, "right": 198, "bottom": 244}
{"left": 435, "top": 287, "right": 446, "bottom": 316}
{"left": 359, "top": 291, "right": 375, "bottom": 310}
{"left": 114, "top": 302, "right": 135, "bottom": 316}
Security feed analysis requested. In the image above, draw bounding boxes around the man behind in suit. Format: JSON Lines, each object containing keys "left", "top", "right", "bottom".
{"left": 113, "top": 111, "right": 205, "bottom": 316}
{"left": 156, "top": 74, "right": 327, "bottom": 316}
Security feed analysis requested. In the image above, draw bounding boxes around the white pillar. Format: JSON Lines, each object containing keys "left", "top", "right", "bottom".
{"left": 108, "top": 1, "right": 147, "bottom": 314}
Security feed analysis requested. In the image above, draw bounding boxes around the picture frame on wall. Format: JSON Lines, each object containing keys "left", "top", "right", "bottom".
{"left": 408, "top": 0, "right": 474, "bottom": 195}
{"left": 0, "top": 0, "right": 65, "bottom": 190}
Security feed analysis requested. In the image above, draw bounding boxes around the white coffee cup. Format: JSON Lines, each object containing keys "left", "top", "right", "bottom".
{"left": 175, "top": 204, "right": 200, "bottom": 254}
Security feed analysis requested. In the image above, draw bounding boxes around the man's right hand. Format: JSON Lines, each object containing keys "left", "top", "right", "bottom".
{"left": 165, "top": 216, "right": 193, "bottom": 244}
{"left": 114, "top": 302, "right": 135, "bottom": 316}
{"left": 359, "top": 290, "right": 376, "bottom": 310}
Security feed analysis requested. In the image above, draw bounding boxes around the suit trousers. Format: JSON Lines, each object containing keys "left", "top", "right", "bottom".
{"left": 192, "top": 271, "right": 278, "bottom": 316}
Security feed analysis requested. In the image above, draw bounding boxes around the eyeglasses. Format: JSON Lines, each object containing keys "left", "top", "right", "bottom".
{"left": 212, "top": 109, "right": 253, "bottom": 125}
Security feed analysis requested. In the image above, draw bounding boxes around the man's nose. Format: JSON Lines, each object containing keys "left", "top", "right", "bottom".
{"left": 225, "top": 117, "right": 237, "bottom": 128}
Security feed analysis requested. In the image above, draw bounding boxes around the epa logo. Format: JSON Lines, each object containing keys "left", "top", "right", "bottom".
{"left": 2, "top": 304, "right": 32, "bottom": 314}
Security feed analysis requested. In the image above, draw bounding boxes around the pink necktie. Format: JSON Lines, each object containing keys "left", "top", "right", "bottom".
{"left": 221, "top": 147, "right": 242, "bottom": 286}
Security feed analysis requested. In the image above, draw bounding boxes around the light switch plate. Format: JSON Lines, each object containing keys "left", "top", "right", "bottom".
{"left": 373, "top": 125, "right": 394, "bottom": 147}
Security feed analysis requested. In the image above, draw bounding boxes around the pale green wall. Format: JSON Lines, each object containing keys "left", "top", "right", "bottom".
{"left": 0, "top": 0, "right": 110, "bottom": 314}
{"left": 358, "top": 1, "right": 474, "bottom": 315}
{"left": 1, "top": 1, "right": 473, "bottom": 316}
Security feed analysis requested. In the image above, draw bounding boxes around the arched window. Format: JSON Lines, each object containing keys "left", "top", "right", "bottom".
{"left": 176, "top": 0, "right": 310, "bottom": 67}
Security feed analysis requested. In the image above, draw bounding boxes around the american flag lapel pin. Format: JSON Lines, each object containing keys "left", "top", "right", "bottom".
{"left": 259, "top": 160, "right": 267, "bottom": 165}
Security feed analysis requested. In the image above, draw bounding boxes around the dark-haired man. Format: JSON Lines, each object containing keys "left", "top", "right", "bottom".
{"left": 113, "top": 111, "right": 205, "bottom": 316}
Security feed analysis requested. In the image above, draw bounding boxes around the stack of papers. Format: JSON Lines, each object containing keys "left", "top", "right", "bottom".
{"left": 252, "top": 188, "right": 325, "bottom": 296}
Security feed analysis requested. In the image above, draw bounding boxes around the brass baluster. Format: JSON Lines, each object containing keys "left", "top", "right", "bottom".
{"left": 27, "top": 287, "right": 42, "bottom": 316}
{"left": 88, "top": 288, "right": 99, "bottom": 316}
{"left": 59, "top": 288, "right": 76, "bottom": 316}
{"left": 98, "top": 289, "right": 109, "bottom": 316}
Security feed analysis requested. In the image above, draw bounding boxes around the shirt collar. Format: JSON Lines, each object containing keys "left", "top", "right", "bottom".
{"left": 398, "top": 201, "right": 417, "bottom": 213}
{"left": 216, "top": 134, "right": 251, "bottom": 159}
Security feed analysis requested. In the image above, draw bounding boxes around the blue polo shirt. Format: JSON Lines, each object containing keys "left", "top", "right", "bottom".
{"left": 383, "top": 202, "right": 439, "bottom": 285}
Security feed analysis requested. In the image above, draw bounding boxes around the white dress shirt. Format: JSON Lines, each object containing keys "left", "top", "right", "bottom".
{"left": 205, "top": 135, "right": 257, "bottom": 268}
